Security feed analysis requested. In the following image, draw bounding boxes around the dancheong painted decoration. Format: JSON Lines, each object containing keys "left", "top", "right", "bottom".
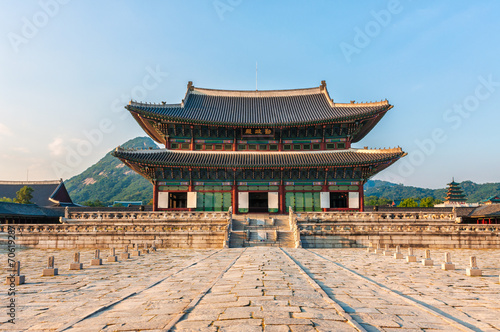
{"left": 113, "top": 80, "right": 406, "bottom": 214}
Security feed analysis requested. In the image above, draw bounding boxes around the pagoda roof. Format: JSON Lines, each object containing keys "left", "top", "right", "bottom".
{"left": 113, "top": 147, "right": 405, "bottom": 171}
{"left": 126, "top": 81, "right": 392, "bottom": 143}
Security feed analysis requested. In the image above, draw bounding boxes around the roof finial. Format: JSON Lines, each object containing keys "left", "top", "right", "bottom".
{"left": 320, "top": 80, "right": 326, "bottom": 91}
{"left": 187, "top": 81, "right": 194, "bottom": 91}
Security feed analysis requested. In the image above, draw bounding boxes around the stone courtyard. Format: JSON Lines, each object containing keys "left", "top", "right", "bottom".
{"left": 1, "top": 247, "right": 500, "bottom": 331}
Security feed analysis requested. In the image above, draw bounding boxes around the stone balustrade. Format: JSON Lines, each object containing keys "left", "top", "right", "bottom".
{"left": 298, "top": 223, "right": 500, "bottom": 234}
{"left": 0, "top": 223, "right": 228, "bottom": 234}
{"left": 296, "top": 211, "right": 455, "bottom": 223}
{"left": 63, "top": 211, "right": 230, "bottom": 223}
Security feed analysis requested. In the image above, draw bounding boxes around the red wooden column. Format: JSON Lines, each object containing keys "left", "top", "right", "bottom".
{"left": 190, "top": 126, "right": 195, "bottom": 150}
{"left": 232, "top": 168, "right": 238, "bottom": 214}
{"left": 152, "top": 182, "right": 158, "bottom": 211}
{"left": 188, "top": 168, "right": 194, "bottom": 212}
{"left": 322, "top": 168, "right": 328, "bottom": 212}
{"left": 359, "top": 184, "right": 364, "bottom": 212}
{"left": 279, "top": 168, "right": 285, "bottom": 214}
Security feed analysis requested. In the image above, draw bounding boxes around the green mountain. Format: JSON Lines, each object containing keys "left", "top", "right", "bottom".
{"left": 65, "top": 137, "right": 158, "bottom": 205}
{"left": 364, "top": 180, "right": 500, "bottom": 203}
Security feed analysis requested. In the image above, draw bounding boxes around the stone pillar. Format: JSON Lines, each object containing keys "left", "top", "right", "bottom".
{"left": 43, "top": 256, "right": 58, "bottom": 276}
{"left": 366, "top": 241, "right": 375, "bottom": 253}
{"left": 406, "top": 247, "right": 417, "bottom": 263}
{"left": 383, "top": 244, "right": 392, "bottom": 256}
{"left": 70, "top": 252, "right": 83, "bottom": 270}
{"left": 375, "top": 242, "right": 382, "bottom": 254}
{"left": 394, "top": 245, "right": 403, "bottom": 259}
{"left": 441, "top": 252, "right": 455, "bottom": 270}
{"left": 151, "top": 242, "right": 157, "bottom": 252}
{"left": 131, "top": 243, "right": 141, "bottom": 257}
{"left": 422, "top": 249, "right": 433, "bottom": 266}
{"left": 107, "top": 247, "right": 118, "bottom": 262}
{"left": 5, "top": 261, "right": 25, "bottom": 285}
{"left": 143, "top": 243, "right": 150, "bottom": 254}
{"left": 91, "top": 249, "right": 102, "bottom": 266}
{"left": 120, "top": 246, "right": 130, "bottom": 260}
{"left": 466, "top": 256, "right": 482, "bottom": 276}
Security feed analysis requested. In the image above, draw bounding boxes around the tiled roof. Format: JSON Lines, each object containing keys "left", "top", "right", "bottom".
{"left": 126, "top": 83, "right": 392, "bottom": 127}
{"left": 112, "top": 148, "right": 405, "bottom": 169}
{"left": 469, "top": 205, "right": 500, "bottom": 217}
{"left": 0, "top": 180, "right": 73, "bottom": 207}
{"left": 0, "top": 202, "right": 63, "bottom": 217}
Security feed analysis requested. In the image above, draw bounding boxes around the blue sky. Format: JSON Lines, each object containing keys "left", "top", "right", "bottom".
{"left": 1, "top": 0, "right": 499, "bottom": 188}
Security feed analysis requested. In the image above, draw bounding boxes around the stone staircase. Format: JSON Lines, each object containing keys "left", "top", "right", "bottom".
{"left": 229, "top": 214, "right": 297, "bottom": 248}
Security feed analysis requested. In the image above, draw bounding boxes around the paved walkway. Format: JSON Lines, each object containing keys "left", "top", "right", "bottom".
{"left": 1, "top": 248, "right": 500, "bottom": 331}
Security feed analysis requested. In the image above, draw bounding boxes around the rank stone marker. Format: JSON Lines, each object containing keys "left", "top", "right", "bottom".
{"left": 406, "top": 247, "right": 417, "bottom": 263}
{"left": 91, "top": 249, "right": 102, "bottom": 266}
{"left": 366, "top": 242, "right": 374, "bottom": 253}
{"left": 43, "top": 256, "right": 58, "bottom": 276}
{"left": 107, "top": 247, "right": 118, "bottom": 262}
{"left": 383, "top": 244, "right": 392, "bottom": 256}
{"left": 375, "top": 242, "right": 382, "bottom": 254}
{"left": 120, "top": 246, "right": 130, "bottom": 260}
{"left": 69, "top": 252, "right": 83, "bottom": 270}
{"left": 131, "top": 243, "right": 141, "bottom": 257}
{"left": 466, "top": 256, "right": 482, "bottom": 276}
{"left": 422, "top": 249, "right": 434, "bottom": 266}
{"left": 441, "top": 252, "right": 455, "bottom": 270}
{"left": 394, "top": 245, "right": 403, "bottom": 259}
{"left": 6, "top": 261, "right": 25, "bottom": 285}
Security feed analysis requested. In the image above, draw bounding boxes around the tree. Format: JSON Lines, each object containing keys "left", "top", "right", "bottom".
{"left": 418, "top": 197, "right": 444, "bottom": 207}
{"left": 365, "top": 196, "right": 392, "bottom": 206}
{"left": 0, "top": 197, "right": 14, "bottom": 203}
{"left": 15, "top": 186, "right": 34, "bottom": 204}
{"left": 398, "top": 198, "right": 419, "bottom": 207}
{"left": 82, "top": 199, "right": 106, "bottom": 207}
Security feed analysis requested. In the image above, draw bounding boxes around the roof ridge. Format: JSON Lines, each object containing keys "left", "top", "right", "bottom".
{"left": 0, "top": 180, "right": 62, "bottom": 185}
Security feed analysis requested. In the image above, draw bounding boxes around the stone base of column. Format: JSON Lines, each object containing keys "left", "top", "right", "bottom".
{"left": 131, "top": 250, "right": 141, "bottom": 257}
{"left": 69, "top": 263, "right": 83, "bottom": 270}
{"left": 120, "top": 253, "right": 130, "bottom": 260}
{"left": 107, "top": 256, "right": 118, "bottom": 262}
{"left": 5, "top": 276, "right": 25, "bottom": 285}
{"left": 90, "top": 259, "right": 102, "bottom": 266}
{"left": 441, "top": 263, "right": 455, "bottom": 270}
{"left": 466, "top": 268, "right": 482, "bottom": 276}
{"left": 422, "top": 259, "right": 434, "bottom": 266}
{"left": 406, "top": 255, "right": 417, "bottom": 263}
{"left": 394, "top": 253, "right": 403, "bottom": 259}
{"left": 42, "top": 268, "right": 58, "bottom": 276}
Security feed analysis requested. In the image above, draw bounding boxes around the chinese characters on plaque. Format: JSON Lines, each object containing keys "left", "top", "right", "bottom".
{"left": 242, "top": 128, "right": 274, "bottom": 136}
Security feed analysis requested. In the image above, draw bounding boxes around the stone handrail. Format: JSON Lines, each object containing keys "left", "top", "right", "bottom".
{"left": 296, "top": 211, "right": 456, "bottom": 223}
{"left": 289, "top": 206, "right": 302, "bottom": 248}
{"left": 0, "top": 223, "right": 228, "bottom": 234}
{"left": 62, "top": 211, "right": 230, "bottom": 223}
{"left": 297, "top": 223, "right": 500, "bottom": 235}
{"left": 223, "top": 207, "right": 232, "bottom": 248}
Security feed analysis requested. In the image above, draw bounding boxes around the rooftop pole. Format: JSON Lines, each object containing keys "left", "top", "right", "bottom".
{"left": 256, "top": 62, "right": 258, "bottom": 91}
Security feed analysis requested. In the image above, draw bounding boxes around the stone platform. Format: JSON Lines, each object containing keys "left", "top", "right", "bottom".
{"left": 1, "top": 248, "right": 500, "bottom": 331}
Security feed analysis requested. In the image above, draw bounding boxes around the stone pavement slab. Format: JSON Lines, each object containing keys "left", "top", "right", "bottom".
{"left": 1, "top": 247, "right": 499, "bottom": 331}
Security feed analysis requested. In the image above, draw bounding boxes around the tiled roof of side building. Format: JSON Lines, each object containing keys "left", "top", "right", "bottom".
{"left": 126, "top": 81, "right": 392, "bottom": 128}
{"left": 112, "top": 147, "right": 406, "bottom": 169}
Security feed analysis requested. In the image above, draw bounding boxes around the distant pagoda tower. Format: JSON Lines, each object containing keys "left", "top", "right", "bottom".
{"left": 443, "top": 178, "right": 467, "bottom": 205}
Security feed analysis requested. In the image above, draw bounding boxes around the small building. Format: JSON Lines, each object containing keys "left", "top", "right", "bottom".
{"left": 113, "top": 81, "right": 405, "bottom": 214}
{"left": 0, "top": 179, "right": 73, "bottom": 207}
{"left": 480, "top": 195, "right": 500, "bottom": 205}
